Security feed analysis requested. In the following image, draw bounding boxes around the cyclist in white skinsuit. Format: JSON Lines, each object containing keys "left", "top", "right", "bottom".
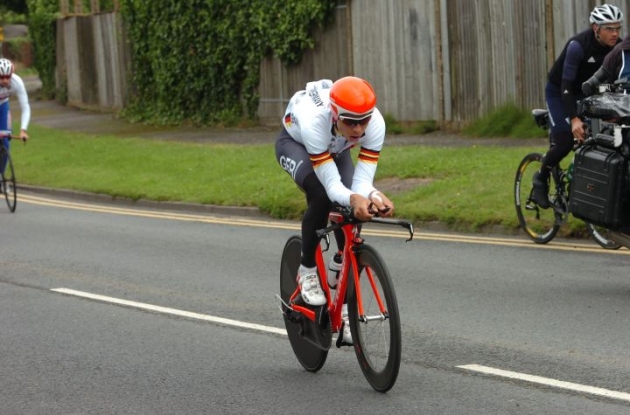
{"left": 275, "top": 76, "right": 394, "bottom": 345}
{"left": 0, "top": 58, "right": 30, "bottom": 142}
{"left": 0, "top": 58, "right": 30, "bottom": 184}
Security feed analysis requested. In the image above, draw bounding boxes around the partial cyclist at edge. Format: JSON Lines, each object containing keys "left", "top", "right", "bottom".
{"left": 583, "top": 23, "right": 630, "bottom": 94}
{"left": 532, "top": 4, "right": 623, "bottom": 208}
{"left": 275, "top": 76, "right": 394, "bottom": 344}
{"left": 0, "top": 58, "right": 30, "bottom": 186}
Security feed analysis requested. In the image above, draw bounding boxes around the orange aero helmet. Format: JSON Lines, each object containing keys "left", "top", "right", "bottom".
{"left": 329, "top": 76, "right": 376, "bottom": 119}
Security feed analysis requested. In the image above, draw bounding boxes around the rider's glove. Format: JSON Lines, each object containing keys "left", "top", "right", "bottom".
{"left": 582, "top": 79, "right": 597, "bottom": 96}
{"left": 582, "top": 67, "right": 610, "bottom": 96}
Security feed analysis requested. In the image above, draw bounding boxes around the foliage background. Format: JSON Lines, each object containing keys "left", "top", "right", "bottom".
{"left": 119, "top": 0, "right": 336, "bottom": 125}
{"left": 17, "top": 0, "right": 336, "bottom": 121}
{"left": 25, "top": 0, "right": 57, "bottom": 98}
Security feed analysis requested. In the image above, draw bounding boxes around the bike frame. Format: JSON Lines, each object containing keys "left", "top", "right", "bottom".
{"left": 288, "top": 211, "right": 387, "bottom": 335}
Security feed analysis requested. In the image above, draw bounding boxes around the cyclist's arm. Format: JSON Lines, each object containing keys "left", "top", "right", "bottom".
{"left": 351, "top": 110, "right": 393, "bottom": 212}
{"left": 310, "top": 153, "right": 391, "bottom": 219}
{"left": 11, "top": 74, "right": 30, "bottom": 141}
{"left": 560, "top": 40, "right": 585, "bottom": 120}
{"left": 311, "top": 153, "right": 354, "bottom": 205}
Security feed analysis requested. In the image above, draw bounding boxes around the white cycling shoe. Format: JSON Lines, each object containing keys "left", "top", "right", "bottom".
{"left": 297, "top": 266, "right": 326, "bottom": 306}
{"left": 341, "top": 303, "right": 353, "bottom": 344}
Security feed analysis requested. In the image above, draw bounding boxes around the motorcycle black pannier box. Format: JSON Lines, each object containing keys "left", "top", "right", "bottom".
{"left": 569, "top": 146, "right": 630, "bottom": 228}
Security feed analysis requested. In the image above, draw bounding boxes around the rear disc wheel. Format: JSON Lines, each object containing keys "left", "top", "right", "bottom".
{"left": 280, "top": 236, "right": 328, "bottom": 372}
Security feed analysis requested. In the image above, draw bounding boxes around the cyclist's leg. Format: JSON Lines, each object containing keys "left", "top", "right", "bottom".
{"left": 541, "top": 131, "right": 573, "bottom": 175}
{"left": 0, "top": 136, "right": 9, "bottom": 174}
{"left": 276, "top": 129, "right": 329, "bottom": 305}
{"left": 301, "top": 175, "right": 333, "bottom": 266}
{"left": 276, "top": 129, "right": 327, "bottom": 268}
{"left": 514, "top": 152, "right": 560, "bottom": 244}
{"left": 532, "top": 85, "right": 572, "bottom": 207}
{"left": 541, "top": 85, "right": 573, "bottom": 178}
{"left": 330, "top": 152, "right": 354, "bottom": 340}
{"left": 331, "top": 151, "right": 354, "bottom": 252}
{"left": 0, "top": 100, "right": 11, "bottom": 175}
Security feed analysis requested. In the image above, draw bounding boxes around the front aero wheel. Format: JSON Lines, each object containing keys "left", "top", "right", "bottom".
{"left": 1, "top": 150, "right": 16, "bottom": 213}
{"left": 348, "top": 244, "right": 401, "bottom": 392}
{"left": 279, "top": 236, "right": 328, "bottom": 372}
{"left": 514, "top": 153, "right": 559, "bottom": 244}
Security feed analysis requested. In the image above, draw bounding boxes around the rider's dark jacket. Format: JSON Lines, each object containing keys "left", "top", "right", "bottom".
{"left": 599, "top": 34, "right": 630, "bottom": 81}
{"left": 547, "top": 28, "right": 619, "bottom": 118}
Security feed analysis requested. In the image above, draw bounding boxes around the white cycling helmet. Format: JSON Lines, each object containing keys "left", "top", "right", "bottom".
{"left": 590, "top": 4, "right": 623, "bottom": 25}
{"left": 0, "top": 58, "right": 13, "bottom": 77}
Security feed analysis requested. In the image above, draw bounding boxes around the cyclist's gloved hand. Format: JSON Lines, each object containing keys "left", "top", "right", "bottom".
{"left": 582, "top": 67, "right": 609, "bottom": 97}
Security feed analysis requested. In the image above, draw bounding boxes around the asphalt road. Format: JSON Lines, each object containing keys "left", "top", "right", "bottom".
{"left": 2, "top": 191, "right": 630, "bottom": 414}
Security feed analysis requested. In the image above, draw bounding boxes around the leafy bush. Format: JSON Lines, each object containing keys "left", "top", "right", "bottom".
{"left": 26, "top": 0, "right": 57, "bottom": 99}
{"left": 120, "top": 0, "right": 336, "bottom": 124}
{"left": 0, "top": 10, "right": 27, "bottom": 24}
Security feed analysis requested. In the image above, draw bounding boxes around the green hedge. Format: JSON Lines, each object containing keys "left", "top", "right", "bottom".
{"left": 25, "top": 0, "right": 335, "bottom": 121}
{"left": 120, "top": 0, "right": 336, "bottom": 124}
{"left": 26, "top": 0, "right": 57, "bottom": 99}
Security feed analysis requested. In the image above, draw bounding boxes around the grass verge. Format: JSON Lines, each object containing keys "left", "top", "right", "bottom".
{"left": 11, "top": 123, "right": 588, "bottom": 236}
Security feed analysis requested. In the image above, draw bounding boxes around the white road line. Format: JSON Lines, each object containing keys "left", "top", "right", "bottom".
{"left": 458, "top": 364, "right": 630, "bottom": 402}
{"left": 45, "top": 288, "right": 630, "bottom": 401}
{"left": 51, "top": 288, "right": 287, "bottom": 336}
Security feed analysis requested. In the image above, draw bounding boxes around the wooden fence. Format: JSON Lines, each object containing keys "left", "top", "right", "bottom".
{"left": 56, "top": 12, "right": 129, "bottom": 110}
{"left": 55, "top": 0, "right": 630, "bottom": 125}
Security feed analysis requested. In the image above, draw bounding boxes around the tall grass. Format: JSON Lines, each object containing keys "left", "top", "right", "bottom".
{"left": 463, "top": 103, "right": 547, "bottom": 139}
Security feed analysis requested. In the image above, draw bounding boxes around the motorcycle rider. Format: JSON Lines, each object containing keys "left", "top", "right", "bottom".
{"left": 532, "top": 4, "right": 623, "bottom": 208}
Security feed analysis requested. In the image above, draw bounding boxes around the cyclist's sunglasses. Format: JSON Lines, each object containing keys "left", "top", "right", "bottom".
{"left": 600, "top": 25, "right": 622, "bottom": 33}
{"left": 338, "top": 114, "right": 372, "bottom": 127}
{"left": 0, "top": 75, "right": 10, "bottom": 80}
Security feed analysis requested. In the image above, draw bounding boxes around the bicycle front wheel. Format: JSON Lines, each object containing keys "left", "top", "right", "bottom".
{"left": 1, "top": 150, "right": 16, "bottom": 213}
{"left": 279, "top": 236, "right": 328, "bottom": 372}
{"left": 348, "top": 244, "right": 401, "bottom": 393}
{"left": 514, "top": 152, "right": 559, "bottom": 243}
{"left": 586, "top": 223, "right": 622, "bottom": 250}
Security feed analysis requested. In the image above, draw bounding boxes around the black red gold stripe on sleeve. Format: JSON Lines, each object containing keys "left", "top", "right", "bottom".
{"left": 310, "top": 151, "right": 333, "bottom": 168}
{"left": 358, "top": 148, "right": 380, "bottom": 164}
